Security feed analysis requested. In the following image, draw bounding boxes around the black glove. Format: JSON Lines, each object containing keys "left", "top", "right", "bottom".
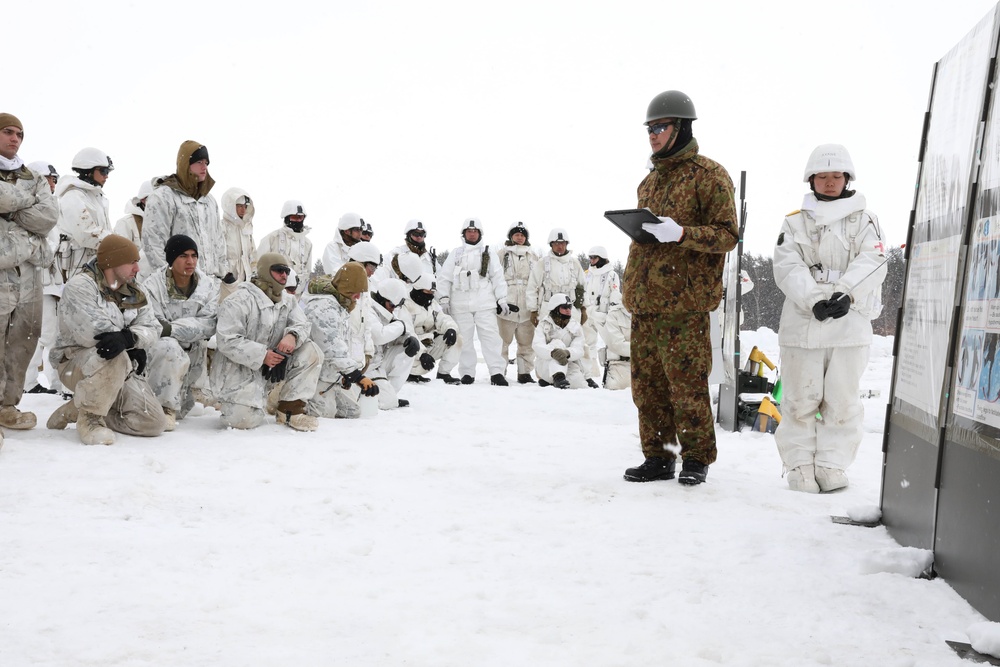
{"left": 342, "top": 369, "right": 363, "bottom": 388}
{"left": 403, "top": 335, "right": 420, "bottom": 357}
{"left": 94, "top": 328, "right": 136, "bottom": 360}
{"left": 223, "top": 272, "right": 237, "bottom": 284}
{"left": 812, "top": 300, "right": 831, "bottom": 322}
{"left": 419, "top": 352, "right": 435, "bottom": 371}
{"left": 261, "top": 353, "right": 288, "bottom": 383}
{"left": 443, "top": 329, "right": 457, "bottom": 346}
{"left": 826, "top": 292, "right": 851, "bottom": 319}
{"left": 127, "top": 348, "right": 147, "bottom": 375}
{"left": 359, "top": 377, "right": 380, "bottom": 397}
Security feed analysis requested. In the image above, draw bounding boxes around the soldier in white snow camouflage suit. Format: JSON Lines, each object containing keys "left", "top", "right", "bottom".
{"left": 0, "top": 113, "right": 59, "bottom": 440}
{"left": 532, "top": 293, "right": 587, "bottom": 389}
{"left": 402, "top": 273, "right": 461, "bottom": 383}
{"left": 142, "top": 141, "right": 225, "bottom": 281}
{"left": 211, "top": 252, "right": 322, "bottom": 431}
{"left": 301, "top": 264, "right": 379, "bottom": 419}
{"left": 143, "top": 235, "right": 219, "bottom": 430}
{"left": 48, "top": 235, "right": 166, "bottom": 445}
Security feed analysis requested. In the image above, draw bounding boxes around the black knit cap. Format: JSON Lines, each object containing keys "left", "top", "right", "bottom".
{"left": 189, "top": 145, "right": 210, "bottom": 165}
{"left": 165, "top": 234, "right": 199, "bottom": 265}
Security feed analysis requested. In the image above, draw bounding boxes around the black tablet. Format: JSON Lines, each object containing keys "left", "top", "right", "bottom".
{"left": 603, "top": 208, "right": 662, "bottom": 244}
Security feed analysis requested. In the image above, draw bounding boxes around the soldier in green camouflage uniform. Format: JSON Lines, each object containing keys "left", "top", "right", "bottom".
{"left": 622, "top": 91, "right": 738, "bottom": 485}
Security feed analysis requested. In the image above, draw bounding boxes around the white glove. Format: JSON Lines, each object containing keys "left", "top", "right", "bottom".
{"left": 642, "top": 216, "right": 684, "bottom": 243}
{"left": 439, "top": 297, "right": 450, "bottom": 315}
{"left": 497, "top": 299, "right": 511, "bottom": 316}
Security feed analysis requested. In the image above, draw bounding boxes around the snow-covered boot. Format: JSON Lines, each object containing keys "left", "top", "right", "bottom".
{"left": 815, "top": 466, "right": 849, "bottom": 492}
{"left": 162, "top": 407, "right": 177, "bottom": 432}
{"left": 787, "top": 465, "right": 820, "bottom": 493}
{"left": 77, "top": 411, "right": 115, "bottom": 445}
{"left": 275, "top": 400, "right": 318, "bottom": 432}
{"left": 46, "top": 402, "right": 79, "bottom": 430}
{"left": 623, "top": 457, "right": 676, "bottom": 482}
{"left": 0, "top": 405, "right": 36, "bottom": 430}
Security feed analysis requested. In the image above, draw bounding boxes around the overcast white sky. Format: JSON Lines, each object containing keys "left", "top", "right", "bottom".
{"left": 10, "top": 0, "right": 998, "bottom": 264}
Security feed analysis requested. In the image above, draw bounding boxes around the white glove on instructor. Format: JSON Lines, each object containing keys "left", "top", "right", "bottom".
{"left": 642, "top": 216, "right": 684, "bottom": 243}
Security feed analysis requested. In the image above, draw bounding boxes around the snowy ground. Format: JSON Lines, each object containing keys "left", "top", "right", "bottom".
{"left": 0, "top": 330, "right": 990, "bottom": 666}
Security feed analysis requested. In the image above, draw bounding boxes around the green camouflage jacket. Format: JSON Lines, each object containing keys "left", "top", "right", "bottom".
{"left": 623, "top": 139, "right": 738, "bottom": 315}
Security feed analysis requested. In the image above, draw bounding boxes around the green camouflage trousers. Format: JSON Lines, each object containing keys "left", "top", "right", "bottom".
{"left": 631, "top": 312, "right": 716, "bottom": 465}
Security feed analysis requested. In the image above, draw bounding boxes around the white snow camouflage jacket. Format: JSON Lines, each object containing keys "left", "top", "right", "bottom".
{"left": 55, "top": 175, "right": 112, "bottom": 277}
{"left": 583, "top": 263, "right": 622, "bottom": 318}
{"left": 142, "top": 268, "right": 219, "bottom": 347}
{"left": 773, "top": 191, "right": 887, "bottom": 349}
{"left": 0, "top": 166, "right": 59, "bottom": 301}
{"left": 436, "top": 242, "right": 508, "bottom": 313}
{"left": 143, "top": 179, "right": 224, "bottom": 279}
{"left": 51, "top": 263, "right": 161, "bottom": 367}
{"left": 498, "top": 243, "right": 538, "bottom": 323}
{"left": 526, "top": 251, "right": 585, "bottom": 313}
{"left": 301, "top": 293, "right": 367, "bottom": 384}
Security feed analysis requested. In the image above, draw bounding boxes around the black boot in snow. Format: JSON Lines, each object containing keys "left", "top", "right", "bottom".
{"left": 491, "top": 374, "right": 509, "bottom": 386}
{"left": 623, "top": 457, "right": 677, "bottom": 482}
{"left": 460, "top": 375, "right": 475, "bottom": 385}
{"left": 517, "top": 374, "right": 536, "bottom": 384}
{"left": 551, "top": 372, "right": 570, "bottom": 389}
{"left": 586, "top": 378, "right": 599, "bottom": 389}
{"left": 437, "top": 373, "right": 461, "bottom": 385}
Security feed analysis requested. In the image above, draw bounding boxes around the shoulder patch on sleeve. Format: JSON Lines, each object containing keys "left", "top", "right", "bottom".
{"left": 777, "top": 232, "right": 785, "bottom": 246}
{"left": 785, "top": 209, "right": 800, "bottom": 216}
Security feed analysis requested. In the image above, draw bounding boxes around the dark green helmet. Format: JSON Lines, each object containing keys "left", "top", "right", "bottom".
{"left": 645, "top": 90, "right": 697, "bottom": 123}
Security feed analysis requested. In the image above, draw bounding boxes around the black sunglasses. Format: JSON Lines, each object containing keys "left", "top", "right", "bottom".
{"left": 270, "top": 265, "right": 292, "bottom": 275}
{"left": 646, "top": 123, "right": 673, "bottom": 136}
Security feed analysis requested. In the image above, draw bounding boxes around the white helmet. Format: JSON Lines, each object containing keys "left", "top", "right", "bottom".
{"left": 395, "top": 253, "right": 424, "bottom": 283}
{"left": 803, "top": 144, "right": 855, "bottom": 182}
{"left": 27, "top": 161, "right": 58, "bottom": 178}
{"left": 412, "top": 273, "right": 435, "bottom": 291}
{"left": 547, "top": 228, "right": 570, "bottom": 244}
{"left": 588, "top": 245, "right": 608, "bottom": 259}
{"left": 374, "top": 278, "right": 408, "bottom": 308}
{"left": 72, "top": 147, "right": 113, "bottom": 172}
{"left": 339, "top": 212, "right": 365, "bottom": 231}
{"left": 404, "top": 219, "right": 426, "bottom": 235}
{"left": 137, "top": 180, "right": 154, "bottom": 200}
{"left": 460, "top": 217, "right": 483, "bottom": 234}
{"left": 546, "top": 292, "right": 573, "bottom": 313}
{"left": 348, "top": 241, "right": 382, "bottom": 265}
{"left": 280, "top": 200, "right": 306, "bottom": 219}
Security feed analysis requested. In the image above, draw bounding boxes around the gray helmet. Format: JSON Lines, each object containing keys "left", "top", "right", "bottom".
{"left": 645, "top": 90, "right": 697, "bottom": 123}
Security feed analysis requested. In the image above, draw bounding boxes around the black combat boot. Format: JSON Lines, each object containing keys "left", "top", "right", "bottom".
{"left": 586, "top": 378, "right": 599, "bottom": 389}
{"left": 460, "top": 375, "right": 475, "bottom": 385}
{"left": 490, "top": 374, "right": 508, "bottom": 386}
{"left": 517, "top": 374, "right": 535, "bottom": 384}
{"left": 551, "top": 372, "right": 571, "bottom": 389}
{"left": 397, "top": 399, "right": 410, "bottom": 408}
{"left": 437, "top": 373, "right": 460, "bottom": 385}
{"left": 406, "top": 374, "right": 430, "bottom": 383}
{"left": 678, "top": 460, "right": 709, "bottom": 485}
{"left": 623, "top": 457, "right": 677, "bottom": 482}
